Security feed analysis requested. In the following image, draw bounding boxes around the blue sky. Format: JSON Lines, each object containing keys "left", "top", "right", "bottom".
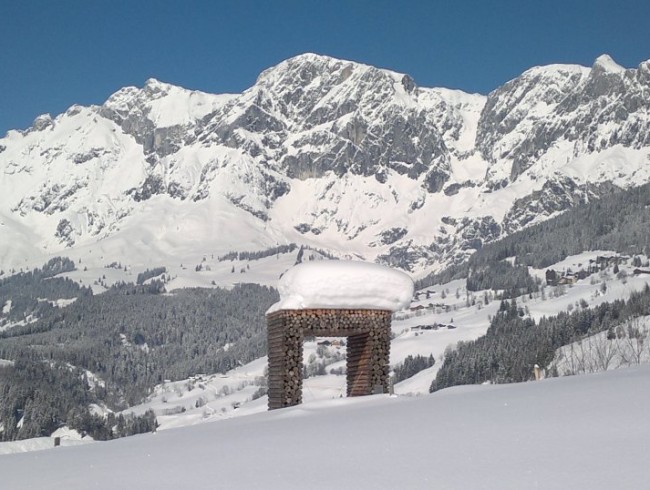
{"left": 1, "top": 0, "right": 649, "bottom": 135}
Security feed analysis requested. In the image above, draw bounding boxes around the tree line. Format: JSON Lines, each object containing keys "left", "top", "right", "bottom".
{"left": 0, "top": 257, "right": 90, "bottom": 327}
{"left": 0, "top": 271, "right": 278, "bottom": 440}
{"left": 431, "top": 284, "right": 650, "bottom": 392}
{"left": 417, "top": 182, "right": 650, "bottom": 296}
{"left": 0, "top": 358, "right": 157, "bottom": 441}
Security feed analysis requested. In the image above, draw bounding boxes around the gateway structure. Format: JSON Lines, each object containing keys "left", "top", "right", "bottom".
{"left": 266, "top": 261, "right": 413, "bottom": 410}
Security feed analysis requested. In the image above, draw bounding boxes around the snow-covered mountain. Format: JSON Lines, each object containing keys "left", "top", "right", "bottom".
{"left": 1, "top": 53, "right": 649, "bottom": 274}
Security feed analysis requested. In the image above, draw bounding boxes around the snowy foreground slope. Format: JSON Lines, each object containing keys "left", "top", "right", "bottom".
{"left": 2, "top": 366, "right": 649, "bottom": 489}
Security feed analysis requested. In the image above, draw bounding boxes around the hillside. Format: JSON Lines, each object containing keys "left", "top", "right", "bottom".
{"left": 1, "top": 365, "right": 648, "bottom": 489}
{"left": 2, "top": 179, "right": 650, "bottom": 441}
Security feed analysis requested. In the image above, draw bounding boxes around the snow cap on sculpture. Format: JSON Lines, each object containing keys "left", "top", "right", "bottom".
{"left": 267, "top": 260, "right": 414, "bottom": 313}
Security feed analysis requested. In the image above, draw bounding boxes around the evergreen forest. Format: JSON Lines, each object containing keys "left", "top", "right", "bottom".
{"left": 0, "top": 263, "right": 277, "bottom": 441}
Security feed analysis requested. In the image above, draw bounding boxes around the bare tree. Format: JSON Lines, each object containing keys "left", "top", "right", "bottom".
{"left": 618, "top": 319, "right": 649, "bottom": 366}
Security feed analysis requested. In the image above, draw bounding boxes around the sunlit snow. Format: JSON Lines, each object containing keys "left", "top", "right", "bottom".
{"left": 1, "top": 366, "right": 649, "bottom": 489}
{"left": 268, "top": 260, "right": 414, "bottom": 313}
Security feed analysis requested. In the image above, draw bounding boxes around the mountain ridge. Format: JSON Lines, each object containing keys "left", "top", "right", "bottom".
{"left": 1, "top": 52, "right": 649, "bottom": 274}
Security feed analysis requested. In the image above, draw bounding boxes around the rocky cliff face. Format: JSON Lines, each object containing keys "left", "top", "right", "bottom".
{"left": 1, "top": 53, "right": 649, "bottom": 273}
{"left": 478, "top": 55, "right": 650, "bottom": 183}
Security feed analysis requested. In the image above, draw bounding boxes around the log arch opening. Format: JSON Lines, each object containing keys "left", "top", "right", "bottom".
{"left": 266, "top": 308, "right": 392, "bottom": 410}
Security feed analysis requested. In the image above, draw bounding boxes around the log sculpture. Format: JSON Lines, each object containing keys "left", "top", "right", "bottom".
{"left": 266, "top": 260, "right": 413, "bottom": 410}
{"left": 267, "top": 308, "right": 393, "bottom": 409}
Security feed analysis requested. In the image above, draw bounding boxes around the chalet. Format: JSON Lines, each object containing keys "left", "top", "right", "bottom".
{"left": 595, "top": 255, "right": 627, "bottom": 269}
{"left": 558, "top": 273, "right": 578, "bottom": 285}
{"left": 413, "top": 324, "right": 445, "bottom": 331}
{"left": 547, "top": 268, "right": 583, "bottom": 286}
{"left": 596, "top": 255, "right": 614, "bottom": 267}
{"left": 545, "top": 269, "right": 559, "bottom": 286}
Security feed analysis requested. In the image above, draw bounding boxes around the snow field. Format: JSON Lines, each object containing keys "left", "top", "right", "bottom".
{"left": 1, "top": 365, "right": 649, "bottom": 489}
{"left": 132, "top": 251, "right": 650, "bottom": 427}
{"left": 3, "top": 248, "right": 649, "bottom": 453}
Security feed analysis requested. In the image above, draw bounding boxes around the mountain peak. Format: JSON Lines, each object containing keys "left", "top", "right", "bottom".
{"left": 255, "top": 53, "right": 378, "bottom": 87}
{"left": 592, "top": 54, "right": 625, "bottom": 73}
{"left": 144, "top": 77, "right": 165, "bottom": 86}
{"left": 31, "top": 113, "right": 54, "bottom": 132}
{"left": 143, "top": 77, "right": 179, "bottom": 94}
{"left": 103, "top": 78, "right": 182, "bottom": 110}
{"left": 284, "top": 52, "right": 342, "bottom": 65}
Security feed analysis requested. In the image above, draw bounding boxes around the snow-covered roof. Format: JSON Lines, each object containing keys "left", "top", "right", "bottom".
{"left": 267, "top": 260, "right": 414, "bottom": 313}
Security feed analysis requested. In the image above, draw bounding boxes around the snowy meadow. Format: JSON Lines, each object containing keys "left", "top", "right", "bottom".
{"left": 1, "top": 365, "right": 649, "bottom": 489}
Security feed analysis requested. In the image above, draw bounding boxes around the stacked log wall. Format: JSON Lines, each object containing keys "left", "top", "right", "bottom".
{"left": 266, "top": 309, "right": 392, "bottom": 410}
